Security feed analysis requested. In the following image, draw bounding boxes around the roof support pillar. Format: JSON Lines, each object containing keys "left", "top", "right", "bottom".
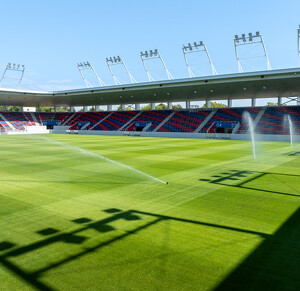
{"left": 135, "top": 104, "right": 140, "bottom": 110}
{"left": 83, "top": 106, "right": 87, "bottom": 112}
{"left": 278, "top": 97, "right": 283, "bottom": 106}
{"left": 228, "top": 99, "right": 232, "bottom": 108}
{"left": 186, "top": 101, "right": 190, "bottom": 109}
{"left": 151, "top": 103, "right": 155, "bottom": 110}
{"left": 95, "top": 106, "right": 100, "bottom": 111}
{"left": 121, "top": 104, "right": 126, "bottom": 111}
{"left": 205, "top": 100, "right": 210, "bottom": 108}
{"left": 2, "top": 105, "right": 6, "bottom": 112}
{"left": 251, "top": 98, "right": 256, "bottom": 107}
{"left": 167, "top": 102, "right": 172, "bottom": 110}
{"left": 107, "top": 105, "right": 112, "bottom": 111}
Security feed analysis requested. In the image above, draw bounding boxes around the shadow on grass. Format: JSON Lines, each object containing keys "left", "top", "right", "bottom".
{"left": 283, "top": 151, "right": 300, "bottom": 157}
{"left": 0, "top": 209, "right": 153, "bottom": 290}
{"left": 214, "top": 207, "right": 300, "bottom": 290}
{"left": 0, "top": 207, "right": 271, "bottom": 290}
{"left": 200, "top": 170, "right": 300, "bottom": 198}
{"left": 199, "top": 170, "right": 300, "bottom": 289}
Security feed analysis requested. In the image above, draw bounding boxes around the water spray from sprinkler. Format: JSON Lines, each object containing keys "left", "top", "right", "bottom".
{"left": 244, "top": 111, "right": 256, "bottom": 159}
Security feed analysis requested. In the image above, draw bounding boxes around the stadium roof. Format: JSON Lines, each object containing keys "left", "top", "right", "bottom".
{"left": 1, "top": 67, "right": 300, "bottom": 107}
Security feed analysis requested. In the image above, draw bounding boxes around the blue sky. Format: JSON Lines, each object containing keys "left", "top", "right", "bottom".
{"left": 1, "top": 0, "right": 300, "bottom": 105}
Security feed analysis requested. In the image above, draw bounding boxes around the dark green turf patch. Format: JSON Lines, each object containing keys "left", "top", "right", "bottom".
{"left": 37, "top": 228, "right": 59, "bottom": 236}
{"left": 72, "top": 218, "right": 92, "bottom": 224}
{"left": 0, "top": 241, "right": 16, "bottom": 251}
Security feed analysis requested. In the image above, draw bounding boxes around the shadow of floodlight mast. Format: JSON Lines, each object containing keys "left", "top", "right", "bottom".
{"left": 200, "top": 170, "right": 300, "bottom": 198}
{"left": 0, "top": 207, "right": 273, "bottom": 291}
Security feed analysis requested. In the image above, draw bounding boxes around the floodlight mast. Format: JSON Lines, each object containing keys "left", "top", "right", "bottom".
{"left": 182, "top": 41, "right": 217, "bottom": 77}
{"left": 0, "top": 63, "right": 25, "bottom": 88}
{"left": 140, "top": 49, "right": 173, "bottom": 81}
{"left": 106, "top": 56, "right": 136, "bottom": 85}
{"left": 234, "top": 32, "right": 271, "bottom": 73}
{"left": 78, "top": 64, "right": 91, "bottom": 88}
{"left": 77, "top": 61, "right": 106, "bottom": 88}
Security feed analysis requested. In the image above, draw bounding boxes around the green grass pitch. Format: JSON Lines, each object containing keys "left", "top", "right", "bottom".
{"left": 0, "top": 134, "right": 299, "bottom": 290}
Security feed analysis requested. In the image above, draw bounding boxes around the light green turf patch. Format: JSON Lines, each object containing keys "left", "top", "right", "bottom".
{"left": 0, "top": 134, "right": 299, "bottom": 291}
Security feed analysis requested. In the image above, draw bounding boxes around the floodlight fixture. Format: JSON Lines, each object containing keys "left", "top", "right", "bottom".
{"left": 140, "top": 49, "right": 173, "bottom": 81}
{"left": 182, "top": 41, "right": 217, "bottom": 77}
{"left": 106, "top": 55, "right": 136, "bottom": 85}
{"left": 0, "top": 62, "right": 25, "bottom": 88}
{"left": 140, "top": 51, "right": 149, "bottom": 58}
{"left": 77, "top": 61, "right": 106, "bottom": 88}
{"left": 233, "top": 31, "right": 271, "bottom": 72}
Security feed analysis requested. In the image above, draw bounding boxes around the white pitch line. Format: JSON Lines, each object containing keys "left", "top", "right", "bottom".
{"left": 40, "top": 136, "right": 167, "bottom": 185}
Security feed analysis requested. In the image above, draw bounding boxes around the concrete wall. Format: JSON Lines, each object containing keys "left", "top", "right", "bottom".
{"left": 231, "top": 133, "right": 300, "bottom": 142}
{"left": 52, "top": 127, "right": 300, "bottom": 142}
{"left": 53, "top": 126, "right": 70, "bottom": 133}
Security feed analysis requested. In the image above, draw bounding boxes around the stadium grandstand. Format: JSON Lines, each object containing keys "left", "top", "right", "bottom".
{"left": 0, "top": 105, "right": 300, "bottom": 137}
